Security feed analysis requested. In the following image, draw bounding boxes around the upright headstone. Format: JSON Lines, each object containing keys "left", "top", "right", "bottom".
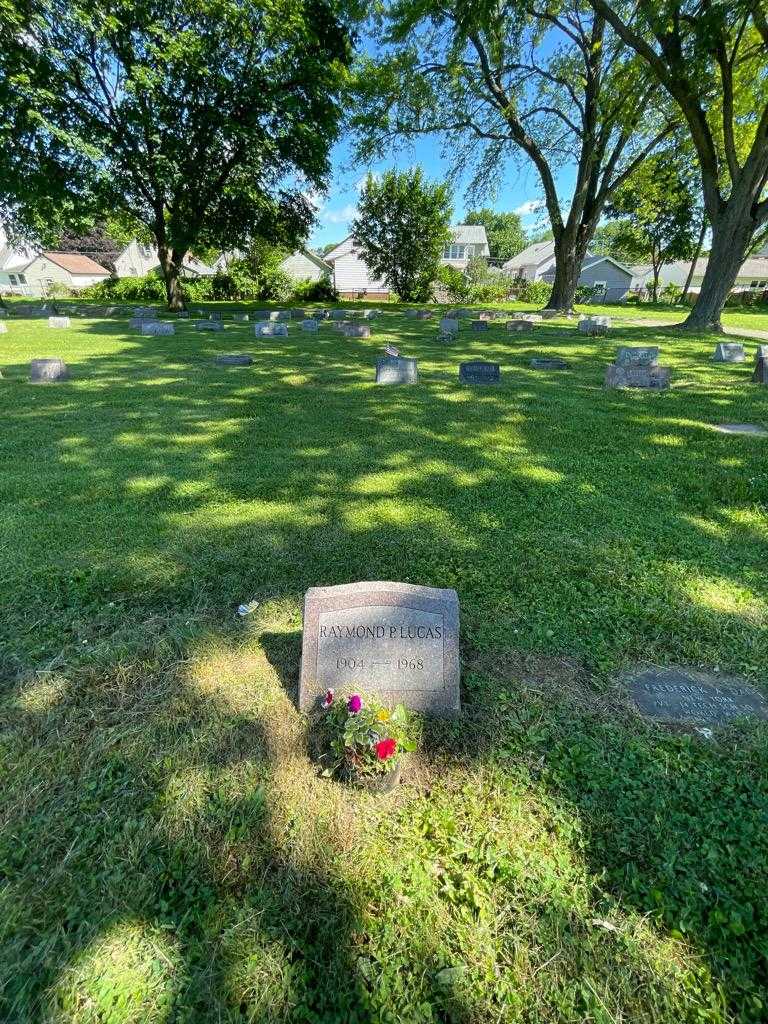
{"left": 196, "top": 320, "right": 224, "bottom": 332}
{"left": 606, "top": 345, "right": 669, "bottom": 389}
{"left": 254, "top": 322, "right": 288, "bottom": 337}
{"left": 471, "top": 320, "right": 490, "bottom": 332}
{"left": 48, "top": 316, "right": 70, "bottom": 329}
{"left": 233, "top": 313, "right": 249, "bottom": 322}
{"left": 209, "top": 311, "right": 223, "bottom": 321}
{"left": 313, "top": 309, "right": 330, "bottom": 320}
{"left": 275, "top": 310, "right": 291, "bottom": 322}
{"left": 415, "top": 309, "right": 432, "bottom": 320}
{"left": 345, "top": 324, "right": 371, "bottom": 338}
{"left": 291, "top": 308, "right": 307, "bottom": 320}
{"left": 459, "top": 360, "right": 501, "bottom": 386}
{"left": 713, "top": 342, "right": 746, "bottom": 363}
{"left": 755, "top": 344, "right": 768, "bottom": 363}
{"left": 253, "top": 310, "right": 270, "bottom": 321}
{"left": 0, "top": 322, "right": 7, "bottom": 334}
{"left": 30, "top": 358, "right": 69, "bottom": 382}
{"left": 405, "top": 309, "right": 418, "bottom": 319}
{"left": 301, "top": 319, "right": 320, "bottom": 333}
{"left": 331, "top": 309, "right": 347, "bottom": 321}
{"left": 506, "top": 319, "right": 530, "bottom": 332}
{"left": 439, "top": 318, "right": 459, "bottom": 335}
{"left": 578, "top": 316, "right": 609, "bottom": 336}
{"left": 753, "top": 357, "right": 768, "bottom": 385}
{"left": 375, "top": 356, "right": 418, "bottom": 385}
{"left": 299, "top": 581, "right": 460, "bottom": 715}
{"left": 215, "top": 353, "right": 253, "bottom": 366}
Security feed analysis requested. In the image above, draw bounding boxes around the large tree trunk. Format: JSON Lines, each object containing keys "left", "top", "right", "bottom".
{"left": 543, "top": 233, "right": 586, "bottom": 313}
{"left": 157, "top": 246, "right": 186, "bottom": 311}
{"left": 681, "top": 205, "right": 755, "bottom": 331}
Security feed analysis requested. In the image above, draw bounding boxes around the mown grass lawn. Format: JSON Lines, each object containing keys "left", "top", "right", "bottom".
{"left": 1, "top": 303, "right": 767, "bottom": 1023}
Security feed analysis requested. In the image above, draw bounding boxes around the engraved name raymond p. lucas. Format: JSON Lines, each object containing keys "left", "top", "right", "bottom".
{"left": 299, "top": 581, "right": 460, "bottom": 715}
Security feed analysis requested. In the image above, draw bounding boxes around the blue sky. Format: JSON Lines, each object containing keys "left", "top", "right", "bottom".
{"left": 309, "top": 132, "right": 573, "bottom": 251}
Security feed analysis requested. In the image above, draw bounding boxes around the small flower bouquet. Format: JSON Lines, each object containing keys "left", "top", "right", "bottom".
{"left": 318, "top": 690, "right": 419, "bottom": 792}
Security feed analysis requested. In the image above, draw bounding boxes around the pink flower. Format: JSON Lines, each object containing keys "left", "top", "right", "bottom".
{"left": 375, "top": 738, "right": 397, "bottom": 760}
{"left": 321, "top": 689, "right": 334, "bottom": 709}
{"left": 347, "top": 694, "right": 362, "bottom": 714}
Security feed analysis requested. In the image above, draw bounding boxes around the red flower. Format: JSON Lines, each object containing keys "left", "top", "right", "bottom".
{"left": 375, "top": 737, "right": 397, "bottom": 761}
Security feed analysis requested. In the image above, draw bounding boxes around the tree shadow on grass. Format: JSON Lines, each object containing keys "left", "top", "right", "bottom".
{"left": 1, "top": 310, "right": 768, "bottom": 1019}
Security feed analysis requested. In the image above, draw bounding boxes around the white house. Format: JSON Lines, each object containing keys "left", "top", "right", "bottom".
{"left": 0, "top": 225, "right": 37, "bottom": 294}
{"left": 324, "top": 224, "right": 491, "bottom": 299}
{"left": 441, "top": 225, "right": 490, "bottom": 269}
{"left": 279, "top": 249, "right": 333, "bottom": 283}
{"left": 324, "top": 235, "right": 390, "bottom": 299}
{"left": 114, "top": 240, "right": 214, "bottom": 278}
{"left": 13, "top": 251, "right": 111, "bottom": 294}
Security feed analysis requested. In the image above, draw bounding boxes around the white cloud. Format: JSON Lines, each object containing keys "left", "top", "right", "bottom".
{"left": 323, "top": 203, "right": 359, "bottom": 224}
{"left": 302, "top": 188, "right": 326, "bottom": 212}
{"left": 354, "top": 172, "right": 381, "bottom": 192}
{"left": 513, "top": 199, "right": 546, "bottom": 217}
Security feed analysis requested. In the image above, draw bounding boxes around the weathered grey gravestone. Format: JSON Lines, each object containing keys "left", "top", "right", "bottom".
{"left": 506, "top": 319, "right": 531, "bottom": 332}
{"left": 141, "top": 322, "right": 175, "bottom": 336}
{"left": 275, "top": 311, "right": 291, "bottom": 322}
{"left": 415, "top": 309, "right": 432, "bottom": 320}
{"left": 616, "top": 346, "right": 659, "bottom": 366}
{"left": 440, "top": 318, "right": 459, "bottom": 334}
{"left": 345, "top": 324, "right": 371, "bottom": 338}
{"left": 178, "top": 311, "right": 190, "bottom": 319}
{"left": 254, "top": 323, "right": 288, "bottom": 337}
{"left": 578, "top": 316, "right": 610, "bottom": 336}
{"left": 233, "top": 313, "right": 249, "bottom": 322}
{"left": 196, "top": 320, "right": 224, "bottom": 332}
{"left": 625, "top": 665, "right": 768, "bottom": 727}
{"left": 299, "top": 581, "right": 460, "bottom": 715}
{"left": 606, "top": 364, "right": 670, "bottom": 390}
{"left": 384, "top": 343, "right": 400, "bottom": 357}
{"left": 606, "top": 346, "right": 669, "bottom": 389}
{"left": 376, "top": 356, "right": 418, "bottom": 385}
{"left": 215, "top": 354, "right": 253, "bottom": 366}
{"left": 209, "top": 311, "right": 223, "bottom": 321}
{"left": 530, "top": 357, "right": 568, "bottom": 370}
{"left": 756, "top": 344, "right": 768, "bottom": 363}
{"left": 459, "top": 360, "right": 501, "bottom": 385}
{"left": 48, "top": 316, "right": 70, "bottom": 329}
{"left": 253, "top": 310, "right": 270, "bottom": 321}
{"left": 0, "top": 322, "right": 7, "bottom": 334}
{"left": 291, "top": 309, "right": 307, "bottom": 320}
{"left": 30, "top": 358, "right": 69, "bottom": 382}
{"left": 753, "top": 357, "right": 768, "bottom": 385}
{"left": 331, "top": 309, "right": 347, "bottom": 321}
{"left": 301, "top": 319, "right": 319, "bottom": 333}
{"left": 471, "top": 320, "right": 490, "bottom": 332}
{"left": 713, "top": 342, "right": 746, "bottom": 363}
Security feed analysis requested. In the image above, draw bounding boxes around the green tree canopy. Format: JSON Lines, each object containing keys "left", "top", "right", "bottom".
{"left": 587, "top": 0, "right": 768, "bottom": 330}
{"left": 351, "top": 0, "right": 678, "bottom": 311}
{"left": 464, "top": 209, "right": 525, "bottom": 262}
{"left": 352, "top": 169, "right": 452, "bottom": 302}
{"left": 605, "top": 150, "right": 702, "bottom": 301}
{"left": 0, "top": 0, "right": 354, "bottom": 308}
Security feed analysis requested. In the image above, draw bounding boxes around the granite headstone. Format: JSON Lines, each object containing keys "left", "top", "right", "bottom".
{"left": 626, "top": 665, "right": 768, "bottom": 727}
{"left": 215, "top": 353, "right": 253, "bottom": 366}
{"left": 375, "top": 356, "right": 418, "bottom": 385}
{"left": 459, "top": 360, "right": 501, "bottom": 385}
{"left": 713, "top": 342, "right": 746, "bottom": 363}
{"left": 299, "top": 581, "right": 460, "bottom": 715}
{"left": 30, "top": 358, "right": 69, "bottom": 382}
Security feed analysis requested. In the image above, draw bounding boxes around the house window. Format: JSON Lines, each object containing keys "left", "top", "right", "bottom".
{"left": 443, "top": 243, "right": 467, "bottom": 260}
{"left": 9, "top": 274, "right": 17, "bottom": 285}
{"left": 17, "top": 274, "right": 26, "bottom": 284}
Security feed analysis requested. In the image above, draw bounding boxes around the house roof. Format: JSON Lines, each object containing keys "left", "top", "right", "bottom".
{"left": 581, "top": 254, "right": 634, "bottom": 276}
{"left": 281, "top": 248, "right": 332, "bottom": 273}
{"left": 451, "top": 224, "right": 488, "bottom": 246}
{"left": 323, "top": 235, "right": 353, "bottom": 262}
{"left": 503, "top": 239, "right": 555, "bottom": 269}
{"left": 38, "top": 251, "right": 111, "bottom": 275}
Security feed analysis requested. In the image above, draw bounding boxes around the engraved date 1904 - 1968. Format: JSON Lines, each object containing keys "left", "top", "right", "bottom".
{"left": 336, "top": 657, "right": 424, "bottom": 671}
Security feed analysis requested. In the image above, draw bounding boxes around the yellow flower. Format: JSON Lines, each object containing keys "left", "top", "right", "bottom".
{"left": 376, "top": 708, "right": 391, "bottom": 723}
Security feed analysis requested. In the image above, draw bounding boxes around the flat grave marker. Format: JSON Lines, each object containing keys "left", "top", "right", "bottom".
{"left": 299, "top": 581, "right": 460, "bottom": 715}
{"left": 625, "top": 665, "right": 768, "bottom": 727}
{"left": 712, "top": 422, "right": 768, "bottom": 437}
{"left": 48, "top": 316, "right": 70, "bottom": 329}
{"left": 215, "top": 353, "right": 253, "bottom": 366}
{"left": 530, "top": 357, "right": 568, "bottom": 370}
